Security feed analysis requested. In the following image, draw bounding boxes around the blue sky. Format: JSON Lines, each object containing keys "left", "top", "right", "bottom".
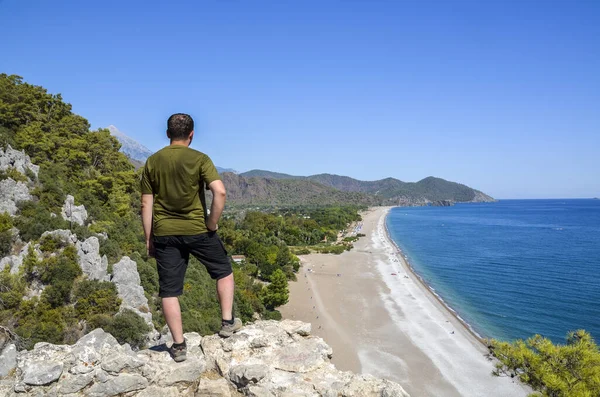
{"left": 1, "top": 0, "right": 598, "bottom": 199}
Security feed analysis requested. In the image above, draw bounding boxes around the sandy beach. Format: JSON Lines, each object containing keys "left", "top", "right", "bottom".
{"left": 279, "top": 207, "right": 530, "bottom": 397}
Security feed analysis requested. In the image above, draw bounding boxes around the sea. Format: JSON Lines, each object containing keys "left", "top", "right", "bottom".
{"left": 385, "top": 199, "right": 600, "bottom": 343}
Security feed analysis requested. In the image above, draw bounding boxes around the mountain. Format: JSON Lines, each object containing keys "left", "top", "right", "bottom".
{"left": 104, "top": 131, "right": 492, "bottom": 206}
{"left": 238, "top": 171, "right": 494, "bottom": 205}
{"left": 241, "top": 169, "right": 303, "bottom": 179}
{"left": 107, "top": 125, "right": 153, "bottom": 162}
{"left": 221, "top": 172, "right": 375, "bottom": 207}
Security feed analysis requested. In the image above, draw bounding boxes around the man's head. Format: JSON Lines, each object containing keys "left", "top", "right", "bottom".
{"left": 167, "top": 113, "right": 194, "bottom": 144}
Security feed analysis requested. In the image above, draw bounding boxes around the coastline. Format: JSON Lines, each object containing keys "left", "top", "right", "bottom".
{"left": 382, "top": 214, "right": 487, "bottom": 345}
{"left": 279, "top": 206, "right": 530, "bottom": 397}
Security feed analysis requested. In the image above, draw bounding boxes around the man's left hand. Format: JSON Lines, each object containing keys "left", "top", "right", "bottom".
{"left": 146, "top": 239, "right": 155, "bottom": 258}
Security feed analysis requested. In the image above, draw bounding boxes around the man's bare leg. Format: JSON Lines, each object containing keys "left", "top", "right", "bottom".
{"left": 217, "top": 273, "right": 235, "bottom": 321}
{"left": 162, "top": 297, "right": 184, "bottom": 344}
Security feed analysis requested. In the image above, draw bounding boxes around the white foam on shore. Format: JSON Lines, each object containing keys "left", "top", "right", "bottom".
{"left": 366, "top": 208, "right": 528, "bottom": 397}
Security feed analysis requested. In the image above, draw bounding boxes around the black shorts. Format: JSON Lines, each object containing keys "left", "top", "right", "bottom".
{"left": 153, "top": 232, "right": 232, "bottom": 298}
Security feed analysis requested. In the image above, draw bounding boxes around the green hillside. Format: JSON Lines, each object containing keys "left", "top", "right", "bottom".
{"left": 235, "top": 171, "right": 494, "bottom": 206}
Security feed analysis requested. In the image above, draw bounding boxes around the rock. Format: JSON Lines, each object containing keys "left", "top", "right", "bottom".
{"left": 0, "top": 242, "right": 34, "bottom": 275}
{"left": 0, "top": 146, "right": 39, "bottom": 177}
{"left": 111, "top": 256, "right": 154, "bottom": 328}
{"left": 0, "top": 178, "right": 31, "bottom": 216}
{"left": 86, "top": 373, "right": 148, "bottom": 397}
{"left": 21, "top": 361, "right": 63, "bottom": 386}
{"left": 3, "top": 320, "right": 409, "bottom": 397}
{"left": 195, "top": 377, "right": 233, "bottom": 396}
{"left": 71, "top": 328, "right": 120, "bottom": 365}
{"left": 40, "top": 229, "right": 77, "bottom": 245}
{"left": 76, "top": 237, "right": 108, "bottom": 281}
{"left": 0, "top": 344, "right": 17, "bottom": 377}
{"left": 229, "top": 364, "right": 268, "bottom": 387}
{"left": 61, "top": 194, "right": 88, "bottom": 226}
{"left": 273, "top": 338, "right": 330, "bottom": 372}
{"left": 137, "top": 386, "right": 186, "bottom": 397}
{"left": 279, "top": 319, "right": 311, "bottom": 336}
{"left": 154, "top": 357, "right": 206, "bottom": 386}
{"left": 57, "top": 372, "right": 94, "bottom": 394}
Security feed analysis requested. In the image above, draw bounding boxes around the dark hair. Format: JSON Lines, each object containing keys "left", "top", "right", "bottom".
{"left": 167, "top": 113, "right": 194, "bottom": 141}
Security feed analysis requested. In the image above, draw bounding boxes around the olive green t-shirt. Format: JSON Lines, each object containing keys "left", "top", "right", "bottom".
{"left": 140, "top": 145, "right": 221, "bottom": 236}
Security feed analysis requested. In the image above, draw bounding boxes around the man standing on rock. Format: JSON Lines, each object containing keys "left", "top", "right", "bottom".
{"left": 140, "top": 113, "right": 242, "bottom": 362}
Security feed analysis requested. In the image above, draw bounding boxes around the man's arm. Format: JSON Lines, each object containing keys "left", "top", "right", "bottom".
{"left": 206, "top": 180, "right": 226, "bottom": 231}
{"left": 141, "top": 194, "right": 154, "bottom": 256}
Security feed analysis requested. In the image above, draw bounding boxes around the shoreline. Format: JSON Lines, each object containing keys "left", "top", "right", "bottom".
{"left": 280, "top": 206, "right": 529, "bottom": 396}
{"left": 382, "top": 211, "right": 487, "bottom": 346}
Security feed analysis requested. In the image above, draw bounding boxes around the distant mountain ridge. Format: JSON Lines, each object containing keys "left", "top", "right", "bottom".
{"left": 238, "top": 169, "right": 494, "bottom": 206}
{"left": 108, "top": 131, "right": 493, "bottom": 206}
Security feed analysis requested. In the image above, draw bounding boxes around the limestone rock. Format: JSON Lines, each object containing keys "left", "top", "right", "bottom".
{"left": 40, "top": 229, "right": 78, "bottom": 245}
{"left": 111, "top": 256, "right": 154, "bottom": 328}
{"left": 76, "top": 237, "right": 109, "bottom": 281}
{"left": 21, "top": 360, "right": 63, "bottom": 386}
{"left": 0, "top": 344, "right": 17, "bottom": 377}
{"left": 57, "top": 372, "right": 94, "bottom": 394}
{"left": 0, "top": 178, "right": 31, "bottom": 216}
{"left": 0, "top": 146, "right": 39, "bottom": 177}
{"left": 195, "top": 377, "right": 233, "bottom": 396}
{"left": 0, "top": 242, "right": 34, "bottom": 274}
{"left": 86, "top": 373, "right": 148, "bottom": 396}
{"left": 229, "top": 364, "right": 268, "bottom": 387}
{"left": 61, "top": 194, "right": 88, "bottom": 226}
{"left": 3, "top": 321, "right": 409, "bottom": 397}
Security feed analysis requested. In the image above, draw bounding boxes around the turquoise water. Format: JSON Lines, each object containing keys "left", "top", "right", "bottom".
{"left": 385, "top": 199, "right": 600, "bottom": 343}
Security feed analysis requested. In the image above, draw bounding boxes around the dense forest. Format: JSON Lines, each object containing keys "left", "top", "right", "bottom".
{"left": 0, "top": 74, "right": 362, "bottom": 349}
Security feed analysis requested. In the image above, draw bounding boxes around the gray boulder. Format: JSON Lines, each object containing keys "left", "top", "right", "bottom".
{"left": 61, "top": 195, "right": 88, "bottom": 226}
{"left": 21, "top": 360, "right": 63, "bottom": 386}
{"left": 0, "top": 178, "right": 32, "bottom": 216}
{"left": 0, "top": 146, "right": 39, "bottom": 177}
{"left": 76, "top": 237, "right": 109, "bottom": 281}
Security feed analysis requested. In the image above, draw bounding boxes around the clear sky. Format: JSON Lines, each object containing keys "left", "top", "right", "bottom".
{"left": 1, "top": 0, "right": 598, "bottom": 199}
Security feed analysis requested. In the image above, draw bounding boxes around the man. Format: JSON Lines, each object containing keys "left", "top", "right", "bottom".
{"left": 140, "top": 113, "right": 242, "bottom": 362}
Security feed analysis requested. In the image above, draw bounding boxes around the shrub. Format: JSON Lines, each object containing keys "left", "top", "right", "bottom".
{"left": 0, "top": 168, "right": 28, "bottom": 183}
{"left": 73, "top": 280, "right": 121, "bottom": 320}
{"left": 263, "top": 310, "right": 282, "bottom": 321}
{"left": 489, "top": 330, "right": 600, "bottom": 397}
{"left": 261, "top": 269, "right": 289, "bottom": 310}
{"left": 105, "top": 309, "right": 150, "bottom": 349}
{"left": 292, "top": 248, "right": 311, "bottom": 255}
{"left": 0, "top": 231, "right": 12, "bottom": 257}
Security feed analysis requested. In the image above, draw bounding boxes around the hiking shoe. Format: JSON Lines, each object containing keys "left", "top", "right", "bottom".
{"left": 168, "top": 342, "right": 187, "bottom": 362}
{"left": 219, "top": 318, "right": 242, "bottom": 338}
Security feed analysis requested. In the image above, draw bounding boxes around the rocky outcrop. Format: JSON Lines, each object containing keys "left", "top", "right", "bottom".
{"left": 0, "top": 320, "right": 410, "bottom": 397}
{"left": 61, "top": 195, "right": 88, "bottom": 226}
{"left": 0, "top": 242, "right": 36, "bottom": 274}
{"left": 0, "top": 179, "right": 32, "bottom": 216}
{"left": 0, "top": 146, "right": 39, "bottom": 178}
{"left": 0, "top": 146, "right": 37, "bottom": 216}
{"left": 111, "top": 257, "right": 153, "bottom": 328}
{"left": 76, "top": 237, "right": 109, "bottom": 281}
{"left": 38, "top": 230, "right": 109, "bottom": 281}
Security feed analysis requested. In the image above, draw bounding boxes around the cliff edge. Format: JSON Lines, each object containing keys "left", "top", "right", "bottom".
{"left": 0, "top": 320, "right": 409, "bottom": 397}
